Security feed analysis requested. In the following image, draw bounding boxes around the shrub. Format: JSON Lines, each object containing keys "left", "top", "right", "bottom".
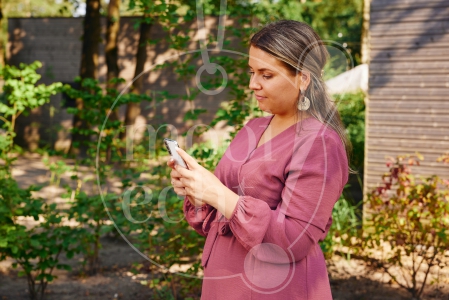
{"left": 320, "top": 195, "right": 362, "bottom": 259}
{"left": 334, "top": 90, "right": 365, "bottom": 172}
{"left": 0, "top": 61, "right": 75, "bottom": 300}
{"left": 363, "top": 153, "right": 449, "bottom": 300}
{"left": 0, "top": 61, "right": 62, "bottom": 170}
{"left": 0, "top": 177, "right": 83, "bottom": 300}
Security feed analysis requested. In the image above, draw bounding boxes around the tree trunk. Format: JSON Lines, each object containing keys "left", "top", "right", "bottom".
{"left": 70, "top": 0, "right": 101, "bottom": 156}
{"left": 361, "top": 0, "right": 371, "bottom": 65}
{"left": 105, "top": 0, "right": 120, "bottom": 161}
{"left": 0, "top": 0, "right": 4, "bottom": 66}
{"left": 80, "top": 0, "right": 101, "bottom": 80}
{"left": 106, "top": 0, "right": 120, "bottom": 88}
{"left": 120, "top": 18, "right": 152, "bottom": 140}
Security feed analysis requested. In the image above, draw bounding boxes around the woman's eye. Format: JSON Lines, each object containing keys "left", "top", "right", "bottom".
{"left": 248, "top": 71, "right": 271, "bottom": 79}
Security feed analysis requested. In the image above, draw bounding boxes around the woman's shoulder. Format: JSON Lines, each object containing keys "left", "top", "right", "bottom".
{"left": 292, "top": 117, "right": 345, "bottom": 151}
{"left": 289, "top": 118, "right": 349, "bottom": 175}
{"left": 302, "top": 117, "right": 340, "bottom": 136}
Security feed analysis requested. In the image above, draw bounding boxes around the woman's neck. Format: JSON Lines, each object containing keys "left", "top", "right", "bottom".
{"left": 271, "top": 111, "right": 311, "bottom": 129}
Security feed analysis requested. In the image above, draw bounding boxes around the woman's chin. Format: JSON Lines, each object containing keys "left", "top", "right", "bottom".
{"left": 258, "top": 104, "right": 271, "bottom": 114}
{"left": 261, "top": 108, "right": 273, "bottom": 114}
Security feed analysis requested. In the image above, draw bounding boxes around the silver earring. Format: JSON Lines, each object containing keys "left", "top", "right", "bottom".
{"left": 298, "top": 88, "right": 310, "bottom": 111}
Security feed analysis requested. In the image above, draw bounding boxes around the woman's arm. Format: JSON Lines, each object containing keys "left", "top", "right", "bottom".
{"left": 226, "top": 133, "right": 348, "bottom": 263}
{"left": 183, "top": 199, "right": 216, "bottom": 237}
{"left": 171, "top": 118, "right": 260, "bottom": 220}
{"left": 168, "top": 153, "right": 237, "bottom": 237}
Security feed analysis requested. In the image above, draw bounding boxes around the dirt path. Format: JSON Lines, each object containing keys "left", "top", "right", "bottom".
{"left": 0, "top": 237, "right": 154, "bottom": 300}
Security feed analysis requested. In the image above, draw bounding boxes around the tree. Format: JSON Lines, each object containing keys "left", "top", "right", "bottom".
{"left": 0, "top": 0, "right": 4, "bottom": 67}
{"left": 70, "top": 0, "right": 101, "bottom": 156}
{"left": 256, "top": 0, "right": 364, "bottom": 67}
{"left": 79, "top": 0, "right": 101, "bottom": 85}
{"left": 121, "top": 14, "right": 152, "bottom": 137}
{"left": 106, "top": 0, "right": 121, "bottom": 88}
{"left": 121, "top": 0, "right": 177, "bottom": 137}
{"left": 105, "top": 0, "right": 121, "bottom": 161}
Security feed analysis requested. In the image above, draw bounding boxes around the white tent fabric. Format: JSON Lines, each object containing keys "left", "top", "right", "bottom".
{"left": 325, "top": 63, "right": 368, "bottom": 95}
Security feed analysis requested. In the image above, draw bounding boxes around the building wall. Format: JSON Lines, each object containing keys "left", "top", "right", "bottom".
{"left": 7, "top": 17, "right": 244, "bottom": 151}
{"left": 365, "top": 0, "right": 449, "bottom": 193}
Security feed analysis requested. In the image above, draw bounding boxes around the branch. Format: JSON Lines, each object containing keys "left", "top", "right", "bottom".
{"left": 0, "top": 115, "right": 9, "bottom": 124}
{"left": 35, "top": 261, "right": 43, "bottom": 295}
{"left": 362, "top": 251, "right": 412, "bottom": 292}
{"left": 417, "top": 251, "right": 438, "bottom": 298}
{"left": 415, "top": 249, "right": 427, "bottom": 275}
{"left": 411, "top": 236, "right": 417, "bottom": 290}
{"left": 47, "top": 246, "right": 63, "bottom": 276}
{"left": 397, "top": 256, "right": 411, "bottom": 290}
{"left": 383, "top": 265, "right": 411, "bottom": 292}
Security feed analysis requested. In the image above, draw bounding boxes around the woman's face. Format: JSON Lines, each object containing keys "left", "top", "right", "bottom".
{"left": 248, "top": 46, "right": 301, "bottom": 117}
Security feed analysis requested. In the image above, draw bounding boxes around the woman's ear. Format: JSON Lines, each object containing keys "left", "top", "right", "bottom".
{"left": 298, "top": 70, "right": 311, "bottom": 91}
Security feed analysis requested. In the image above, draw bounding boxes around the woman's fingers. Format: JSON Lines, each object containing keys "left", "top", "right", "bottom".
{"left": 170, "top": 168, "right": 183, "bottom": 179}
{"left": 170, "top": 177, "right": 204, "bottom": 207}
{"left": 176, "top": 148, "right": 198, "bottom": 170}
{"left": 168, "top": 156, "right": 192, "bottom": 198}
{"left": 167, "top": 158, "right": 177, "bottom": 169}
{"left": 171, "top": 177, "right": 185, "bottom": 188}
{"left": 171, "top": 177, "right": 187, "bottom": 196}
{"left": 173, "top": 186, "right": 186, "bottom": 196}
{"left": 168, "top": 149, "right": 204, "bottom": 203}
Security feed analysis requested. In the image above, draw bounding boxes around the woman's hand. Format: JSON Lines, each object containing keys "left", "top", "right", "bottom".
{"left": 168, "top": 147, "right": 239, "bottom": 219}
{"left": 167, "top": 157, "right": 195, "bottom": 204}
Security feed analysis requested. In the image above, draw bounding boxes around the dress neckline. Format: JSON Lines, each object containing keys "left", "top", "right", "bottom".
{"left": 254, "top": 114, "right": 314, "bottom": 150}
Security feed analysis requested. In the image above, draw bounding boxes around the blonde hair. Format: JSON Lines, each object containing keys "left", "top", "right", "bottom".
{"left": 251, "top": 20, "right": 353, "bottom": 169}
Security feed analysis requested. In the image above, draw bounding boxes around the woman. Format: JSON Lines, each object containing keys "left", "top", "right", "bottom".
{"left": 168, "top": 20, "right": 350, "bottom": 299}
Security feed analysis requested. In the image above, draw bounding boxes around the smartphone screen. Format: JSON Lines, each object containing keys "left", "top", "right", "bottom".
{"left": 164, "top": 138, "right": 188, "bottom": 169}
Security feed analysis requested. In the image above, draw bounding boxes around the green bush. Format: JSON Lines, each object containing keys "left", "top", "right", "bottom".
{"left": 334, "top": 90, "right": 365, "bottom": 172}
{"left": 0, "top": 61, "right": 74, "bottom": 300}
{"left": 0, "top": 61, "right": 62, "bottom": 170}
{"left": 0, "top": 177, "right": 83, "bottom": 300}
{"left": 60, "top": 77, "right": 145, "bottom": 274}
{"left": 320, "top": 194, "right": 362, "bottom": 259}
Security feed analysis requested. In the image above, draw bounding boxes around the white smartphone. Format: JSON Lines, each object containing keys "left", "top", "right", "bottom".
{"left": 164, "top": 138, "right": 188, "bottom": 169}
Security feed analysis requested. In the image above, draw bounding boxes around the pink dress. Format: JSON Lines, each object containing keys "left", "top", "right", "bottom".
{"left": 184, "top": 115, "right": 348, "bottom": 299}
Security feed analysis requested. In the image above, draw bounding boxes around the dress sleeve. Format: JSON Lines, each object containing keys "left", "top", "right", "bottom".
{"left": 228, "top": 133, "right": 348, "bottom": 263}
{"left": 183, "top": 197, "right": 216, "bottom": 237}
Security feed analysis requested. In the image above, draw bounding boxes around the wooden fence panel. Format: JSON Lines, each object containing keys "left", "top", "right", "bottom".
{"left": 365, "top": 0, "right": 449, "bottom": 195}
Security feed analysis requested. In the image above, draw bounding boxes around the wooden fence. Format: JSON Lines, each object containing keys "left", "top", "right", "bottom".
{"left": 364, "top": 0, "right": 449, "bottom": 194}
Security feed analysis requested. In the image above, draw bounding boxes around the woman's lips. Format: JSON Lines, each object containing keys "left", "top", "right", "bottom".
{"left": 255, "top": 95, "right": 265, "bottom": 101}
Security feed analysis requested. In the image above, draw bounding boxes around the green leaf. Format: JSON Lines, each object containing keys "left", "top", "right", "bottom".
{"left": 29, "top": 239, "right": 40, "bottom": 248}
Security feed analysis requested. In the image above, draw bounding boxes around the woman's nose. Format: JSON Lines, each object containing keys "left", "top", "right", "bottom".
{"left": 249, "top": 75, "right": 261, "bottom": 90}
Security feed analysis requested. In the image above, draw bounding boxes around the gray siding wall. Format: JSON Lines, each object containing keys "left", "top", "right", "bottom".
{"left": 365, "top": 0, "right": 449, "bottom": 193}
